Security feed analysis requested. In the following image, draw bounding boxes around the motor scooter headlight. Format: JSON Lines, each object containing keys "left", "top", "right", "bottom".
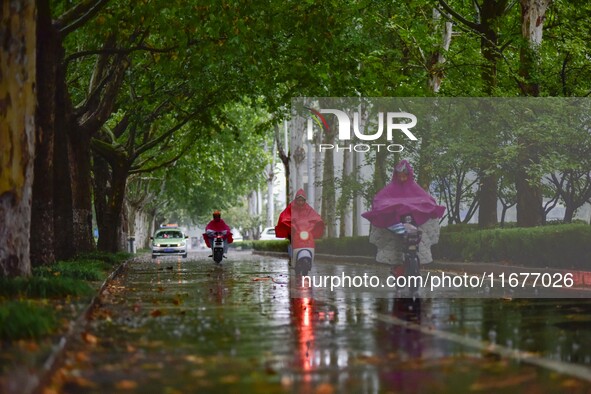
{"left": 299, "top": 231, "right": 309, "bottom": 240}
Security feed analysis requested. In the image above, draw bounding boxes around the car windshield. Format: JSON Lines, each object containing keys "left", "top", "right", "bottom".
{"left": 157, "top": 231, "right": 182, "bottom": 239}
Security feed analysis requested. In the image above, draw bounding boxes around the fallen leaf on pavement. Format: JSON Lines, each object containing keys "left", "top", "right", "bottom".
{"left": 184, "top": 355, "right": 205, "bottom": 364}
{"left": 315, "top": 383, "right": 335, "bottom": 394}
{"left": 81, "top": 332, "right": 98, "bottom": 345}
{"left": 115, "top": 380, "right": 138, "bottom": 390}
{"left": 75, "top": 351, "right": 90, "bottom": 363}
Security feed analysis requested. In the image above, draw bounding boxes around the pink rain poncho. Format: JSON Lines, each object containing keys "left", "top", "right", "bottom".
{"left": 362, "top": 160, "right": 445, "bottom": 227}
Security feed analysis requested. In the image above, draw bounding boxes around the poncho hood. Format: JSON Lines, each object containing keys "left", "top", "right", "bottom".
{"left": 275, "top": 189, "right": 324, "bottom": 239}
{"left": 362, "top": 160, "right": 445, "bottom": 227}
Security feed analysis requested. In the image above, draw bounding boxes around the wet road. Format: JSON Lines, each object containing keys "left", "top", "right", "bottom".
{"left": 52, "top": 250, "right": 591, "bottom": 393}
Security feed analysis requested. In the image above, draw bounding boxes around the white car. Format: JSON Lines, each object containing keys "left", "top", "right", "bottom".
{"left": 259, "top": 227, "right": 283, "bottom": 241}
{"left": 151, "top": 228, "right": 188, "bottom": 258}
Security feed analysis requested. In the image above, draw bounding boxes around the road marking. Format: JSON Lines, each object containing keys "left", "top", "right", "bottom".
{"left": 374, "top": 311, "right": 591, "bottom": 382}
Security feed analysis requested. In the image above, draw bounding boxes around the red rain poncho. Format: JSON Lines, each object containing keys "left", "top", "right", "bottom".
{"left": 203, "top": 218, "right": 233, "bottom": 247}
{"left": 275, "top": 189, "right": 324, "bottom": 241}
{"left": 362, "top": 160, "right": 445, "bottom": 227}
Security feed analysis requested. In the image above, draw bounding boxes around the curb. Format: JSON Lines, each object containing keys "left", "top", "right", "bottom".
{"left": 28, "top": 258, "right": 132, "bottom": 394}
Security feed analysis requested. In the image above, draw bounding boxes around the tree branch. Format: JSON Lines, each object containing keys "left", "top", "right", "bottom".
{"left": 57, "top": 0, "right": 111, "bottom": 37}
{"left": 438, "top": 0, "right": 481, "bottom": 32}
{"left": 129, "top": 143, "right": 192, "bottom": 175}
{"left": 133, "top": 114, "right": 195, "bottom": 159}
{"left": 275, "top": 123, "right": 289, "bottom": 167}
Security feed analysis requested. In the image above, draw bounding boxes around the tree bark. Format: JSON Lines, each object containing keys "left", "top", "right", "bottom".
{"left": 477, "top": 1, "right": 507, "bottom": 228}
{"left": 52, "top": 80, "right": 75, "bottom": 260}
{"left": 478, "top": 174, "right": 498, "bottom": 228}
{"left": 97, "top": 161, "right": 130, "bottom": 253}
{"left": 68, "top": 128, "right": 96, "bottom": 253}
{"left": 92, "top": 151, "right": 110, "bottom": 252}
{"left": 31, "top": 0, "right": 57, "bottom": 266}
{"left": 275, "top": 123, "right": 290, "bottom": 205}
{"left": 68, "top": 40, "right": 129, "bottom": 253}
{"left": 515, "top": 0, "right": 550, "bottom": 227}
{"left": 340, "top": 149, "right": 353, "bottom": 237}
{"left": 427, "top": 8, "right": 453, "bottom": 94}
{"left": 321, "top": 136, "right": 336, "bottom": 238}
{"left": 439, "top": 0, "right": 507, "bottom": 227}
{"left": 266, "top": 140, "right": 276, "bottom": 227}
{"left": 515, "top": 170, "right": 543, "bottom": 227}
{"left": 0, "top": 0, "right": 36, "bottom": 277}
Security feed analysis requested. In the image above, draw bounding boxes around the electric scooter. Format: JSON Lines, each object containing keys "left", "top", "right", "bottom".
{"left": 291, "top": 225, "right": 315, "bottom": 276}
{"left": 206, "top": 229, "right": 227, "bottom": 264}
{"left": 389, "top": 215, "right": 422, "bottom": 293}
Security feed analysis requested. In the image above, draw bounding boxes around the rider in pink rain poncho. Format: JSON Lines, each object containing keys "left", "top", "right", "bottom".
{"left": 362, "top": 160, "right": 445, "bottom": 266}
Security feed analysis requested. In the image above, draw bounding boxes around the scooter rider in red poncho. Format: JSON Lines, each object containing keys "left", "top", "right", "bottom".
{"left": 203, "top": 210, "right": 233, "bottom": 257}
{"left": 275, "top": 189, "right": 324, "bottom": 249}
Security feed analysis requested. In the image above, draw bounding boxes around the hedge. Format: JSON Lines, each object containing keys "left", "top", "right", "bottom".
{"left": 432, "top": 223, "right": 591, "bottom": 269}
{"left": 251, "top": 223, "right": 591, "bottom": 269}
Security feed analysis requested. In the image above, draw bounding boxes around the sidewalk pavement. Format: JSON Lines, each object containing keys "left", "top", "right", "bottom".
{"left": 1, "top": 260, "right": 130, "bottom": 394}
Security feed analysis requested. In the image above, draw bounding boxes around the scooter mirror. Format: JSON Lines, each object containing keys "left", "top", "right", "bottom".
{"left": 300, "top": 231, "right": 309, "bottom": 240}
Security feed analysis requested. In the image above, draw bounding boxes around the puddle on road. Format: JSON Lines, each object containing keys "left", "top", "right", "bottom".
{"left": 49, "top": 251, "right": 591, "bottom": 393}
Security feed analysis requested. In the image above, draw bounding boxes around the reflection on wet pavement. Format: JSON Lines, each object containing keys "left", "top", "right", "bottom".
{"left": 51, "top": 250, "right": 591, "bottom": 393}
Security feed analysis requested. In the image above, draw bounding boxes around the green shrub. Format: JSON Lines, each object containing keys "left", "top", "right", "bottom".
{"left": 251, "top": 236, "right": 377, "bottom": 256}
{"left": 252, "top": 239, "right": 290, "bottom": 252}
{"left": 250, "top": 223, "right": 591, "bottom": 269}
{"left": 0, "top": 301, "right": 58, "bottom": 340}
{"left": 229, "top": 241, "right": 255, "bottom": 250}
{"left": 434, "top": 223, "right": 591, "bottom": 268}
{"left": 442, "top": 223, "right": 481, "bottom": 233}
{"left": 316, "top": 236, "right": 377, "bottom": 256}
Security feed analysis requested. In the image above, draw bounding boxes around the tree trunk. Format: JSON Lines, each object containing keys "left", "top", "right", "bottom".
{"left": 313, "top": 128, "right": 323, "bottom": 213}
{"left": 427, "top": 8, "right": 453, "bottom": 94}
{"left": 31, "top": 0, "right": 57, "bottom": 266}
{"left": 0, "top": 0, "right": 36, "bottom": 277}
{"left": 92, "top": 152, "right": 110, "bottom": 251}
{"left": 52, "top": 95, "right": 74, "bottom": 260}
{"left": 476, "top": 1, "right": 506, "bottom": 228}
{"left": 69, "top": 129, "right": 96, "bottom": 253}
{"left": 516, "top": 156, "right": 543, "bottom": 227}
{"left": 478, "top": 174, "right": 498, "bottom": 228}
{"left": 275, "top": 123, "right": 290, "bottom": 205}
{"left": 321, "top": 146, "right": 336, "bottom": 237}
{"left": 438, "top": 0, "right": 507, "bottom": 227}
{"left": 266, "top": 140, "right": 276, "bottom": 227}
{"left": 97, "top": 163, "right": 130, "bottom": 253}
{"left": 340, "top": 149, "right": 353, "bottom": 237}
{"left": 515, "top": 0, "right": 550, "bottom": 227}
{"left": 291, "top": 115, "right": 306, "bottom": 197}
{"left": 563, "top": 205, "right": 575, "bottom": 223}
{"left": 518, "top": 0, "right": 551, "bottom": 96}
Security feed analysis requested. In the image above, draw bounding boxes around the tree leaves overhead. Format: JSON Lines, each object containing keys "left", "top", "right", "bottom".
{"left": 150, "top": 100, "right": 273, "bottom": 222}
{"left": 53, "top": 0, "right": 591, "bottom": 228}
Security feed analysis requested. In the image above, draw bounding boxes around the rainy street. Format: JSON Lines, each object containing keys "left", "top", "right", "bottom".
{"left": 53, "top": 250, "right": 591, "bottom": 393}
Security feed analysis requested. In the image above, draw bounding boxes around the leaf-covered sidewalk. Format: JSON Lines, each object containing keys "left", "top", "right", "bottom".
{"left": 32, "top": 251, "right": 591, "bottom": 393}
